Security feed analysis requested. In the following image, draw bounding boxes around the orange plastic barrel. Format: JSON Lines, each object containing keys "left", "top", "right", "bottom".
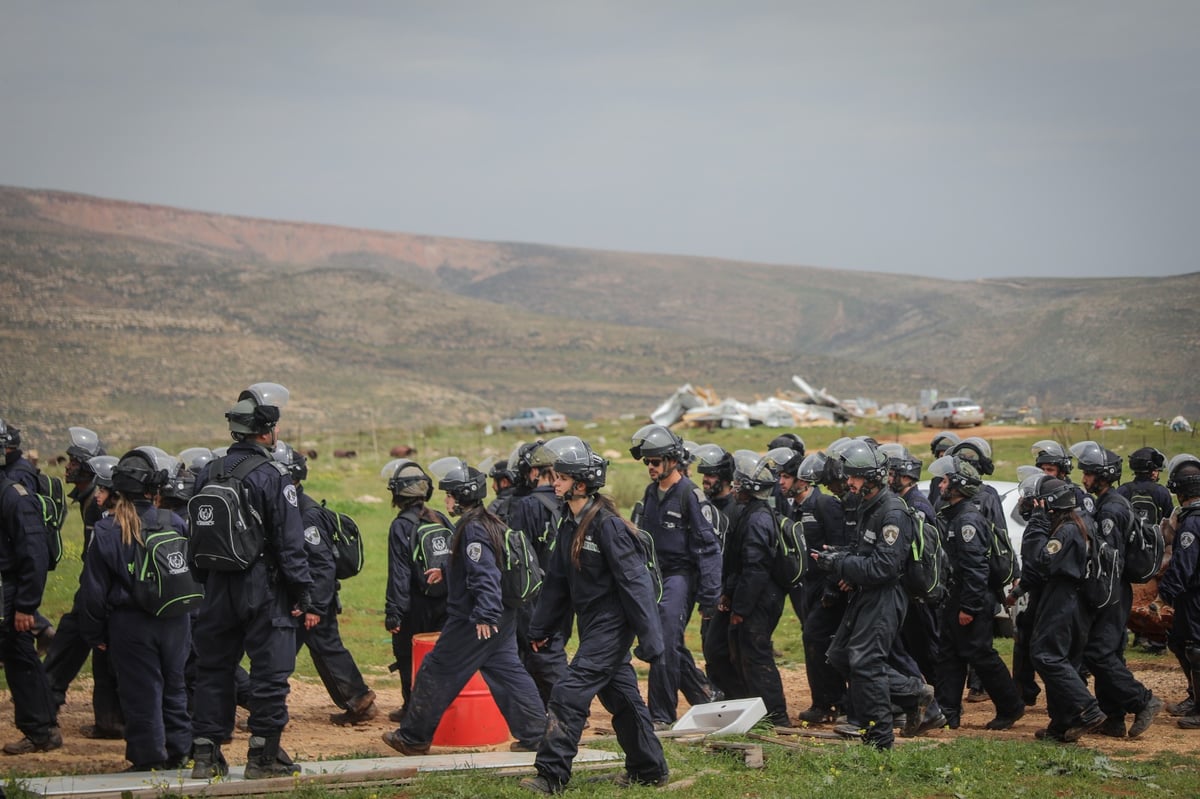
{"left": 411, "top": 631, "right": 510, "bottom": 746}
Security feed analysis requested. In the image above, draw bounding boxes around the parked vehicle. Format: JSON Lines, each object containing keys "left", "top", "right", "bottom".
{"left": 922, "top": 397, "right": 984, "bottom": 428}
{"left": 498, "top": 407, "right": 568, "bottom": 433}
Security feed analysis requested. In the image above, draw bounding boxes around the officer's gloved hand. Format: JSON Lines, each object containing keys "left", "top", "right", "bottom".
{"left": 633, "top": 643, "right": 664, "bottom": 664}
{"left": 293, "top": 588, "right": 320, "bottom": 616}
{"left": 385, "top": 614, "right": 403, "bottom": 632}
{"left": 814, "top": 549, "right": 847, "bottom": 573}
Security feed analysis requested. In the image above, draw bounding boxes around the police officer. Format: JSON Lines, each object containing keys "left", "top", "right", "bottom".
{"left": 1159, "top": 454, "right": 1200, "bottom": 728}
{"left": 1025, "top": 478, "right": 1105, "bottom": 742}
{"left": 507, "top": 442, "right": 568, "bottom": 705}
{"left": 43, "top": 428, "right": 127, "bottom": 741}
{"left": 1117, "top": 447, "right": 1175, "bottom": 531}
{"left": 929, "top": 455, "right": 1024, "bottom": 731}
{"left": 1005, "top": 469, "right": 1052, "bottom": 707}
{"left": 0, "top": 440, "right": 59, "bottom": 755}
{"left": 628, "top": 424, "right": 722, "bottom": 728}
{"left": 381, "top": 459, "right": 449, "bottom": 723}
{"left": 189, "top": 382, "right": 317, "bottom": 780}
{"left": 815, "top": 440, "right": 930, "bottom": 750}
{"left": 715, "top": 450, "right": 792, "bottom": 726}
{"left": 1070, "top": 442, "right": 1162, "bottom": 738}
{"left": 693, "top": 444, "right": 741, "bottom": 539}
{"left": 1033, "top": 440, "right": 1092, "bottom": 512}
{"left": 77, "top": 448, "right": 191, "bottom": 771}
{"left": 792, "top": 452, "right": 849, "bottom": 724}
{"left": 926, "top": 432, "right": 961, "bottom": 509}
{"left": 947, "top": 438, "right": 1011, "bottom": 535}
{"left": 520, "top": 437, "right": 667, "bottom": 794}
{"left": 274, "top": 442, "right": 377, "bottom": 726}
{"left": 383, "top": 458, "right": 545, "bottom": 756}
{"left": 484, "top": 449, "right": 521, "bottom": 523}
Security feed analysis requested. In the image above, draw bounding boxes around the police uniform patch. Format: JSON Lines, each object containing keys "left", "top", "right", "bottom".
{"left": 1045, "top": 539, "right": 1062, "bottom": 555}
{"left": 1101, "top": 518, "right": 1115, "bottom": 536}
{"left": 961, "top": 524, "right": 977, "bottom": 543}
{"left": 432, "top": 536, "right": 450, "bottom": 555}
{"left": 284, "top": 484, "right": 298, "bottom": 506}
{"left": 1181, "top": 532, "right": 1195, "bottom": 550}
{"left": 304, "top": 526, "right": 321, "bottom": 546}
{"left": 702, "top": 505, "right": 714, "bottom": 524}
{"left": 1083, "top": 496, "right": 1096, "bottom": 514}
{"left": 467, "top": 541, "right": 483, "bottom": 562}
{"left": 882, "top": 524, "right": 899, "bottom": 546}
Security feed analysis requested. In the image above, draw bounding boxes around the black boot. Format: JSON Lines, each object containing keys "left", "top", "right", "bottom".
{"left": 244, "top": 734, "right": 301, "bottom": 780}
{"left": 190, "top": 737, "right": 229, "bottom": 780}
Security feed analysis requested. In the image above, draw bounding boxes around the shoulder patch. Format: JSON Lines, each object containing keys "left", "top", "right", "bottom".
{"left": 1045, "top": 539, "right": 1062, "bottom": 555}
{"left": 1101, "top": 518, "right": 1115, "bottom": 536}
{"left": 467, "top": 541, "right": 483, "bottom": 562}
{"left": 1083, "top": 496, "right": 1096, "bottom": 514}
{"left": 701, "top": 504, "right": 714, "bottom": 524}
{"left": 881, "top": 524, "right": 899, "bottom": 546}
{"left": 12, "top": 484, "right": 28, "bottom": 497}
{"left": 960, "top": 524, "right": 977, "bottom": 543}
{"left": 1181, "top": 531, "right": 1195, "bottom": 550}
{"left": 304, "top": 526, "right": 322, "bottom": 546}
{"left": 284, "top": 484, "right": 299, "bottom": 507}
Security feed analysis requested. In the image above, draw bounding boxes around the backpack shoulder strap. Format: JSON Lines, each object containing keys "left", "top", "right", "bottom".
{"left": 533, "top": 490, "right": 562, "bottom": 522}
{"left": 228, "top": 451, "right": 271, "bottom": 480}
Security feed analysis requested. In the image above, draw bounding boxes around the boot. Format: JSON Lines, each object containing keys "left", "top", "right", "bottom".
{"left": 190, "top": 737, "right": 229, "bottom": 779}
{"left": 243, "top": 734, "right": 301, "bottom": 780}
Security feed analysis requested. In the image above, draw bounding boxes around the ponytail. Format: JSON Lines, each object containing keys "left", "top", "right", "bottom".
{"left": 111, "top": 492, "right": 143, "bottom": 547}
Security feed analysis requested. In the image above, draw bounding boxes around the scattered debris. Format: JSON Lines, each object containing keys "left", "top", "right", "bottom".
{"left": 648, "top": 375, "right": 873, "bottom": 429}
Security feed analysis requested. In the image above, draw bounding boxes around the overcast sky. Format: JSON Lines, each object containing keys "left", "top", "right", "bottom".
{"left": 3, "top": 2, "right": 1197, "bottom": 280}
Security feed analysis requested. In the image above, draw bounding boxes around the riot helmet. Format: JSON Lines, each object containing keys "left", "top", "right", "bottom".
{"left": 797, "top": 452, "right": 827, "bottom": 485}
{"left": 179, "top": 447, "right": 215, "bottom": 473}
{"left": 382, "top": 458, "right": 433, "bottom": 501}
{"left": 226, "top": 381, "right": 289, "bottom": 436}
{"left": 481, "top": 453, "right": 516, "bottom": 485}
{"left": 694, "top": 444, "right": 734, "bottom": 481}
{"left": 948, "top": 437, "right": 994, "bottom": 476}
{"left": 1128, "top": 447, "right": 1166, "bottom": 477}
{"left": 930, "top": 431, "right": 960, "bottom": 457}
{"left": 65, "top": 426, "right": 106, "bottom": 483}
{"left": 767, "top": 433, "right": 806, "bottom": 459}
{"left": 929, "top": 455, "right": 981, "bottom": 498}
{"left": 880, "top": 443, "right": 921, "bottom": 491}
{"left": 512, "top": 440, "right": 544, "bottom": 488}
{"left": 112, "top": 447, "right": 174, "bottom": 497}
{"left": 1037, "top": 477, "right": 1078, "bottom": 512}
{"left": 629, "top": 424, "right": 685, "bottom": 462}
{"left": 837, "top": 439, "right": 889, "bottom": 487}
{"left": 1069, "top": 441, "right": 1121, "bottom": 484}
{"left": 272, "top": 440, "right": 309, "bottom": 483}
{"left": 0, "top": 418, "right": 20, "bottom": 449}
{"left": 526, "top": 441, "right": 557, "bottom": 473}
{"left": 88, "top": 455, "right": 119, "bottom": 489}
{"left": 545, "top": 435, "right": 607, "bottom": 494}
{"left": 1032, "top": 440, "right": 1072, "bottom": 476}
{"left": 1017, "top": 469, "right": 1050, "bottom": 520}
{"left": 732, "top": 450, "right": 772, "bottom": 498}
{"left": 429, "top": 456, "right": 487, "bottom": 512}
{"left": 1166, "top": 454, "right": 1200, "bottom": 498}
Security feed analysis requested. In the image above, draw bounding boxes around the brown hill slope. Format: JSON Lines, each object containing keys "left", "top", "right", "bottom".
{"left": 1, "top": 186, "right": 1196, "bottom": 449}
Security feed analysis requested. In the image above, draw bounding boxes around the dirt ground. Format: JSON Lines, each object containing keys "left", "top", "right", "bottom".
{"left": 3, "top": 654, "right": 1196, "bottom": 777}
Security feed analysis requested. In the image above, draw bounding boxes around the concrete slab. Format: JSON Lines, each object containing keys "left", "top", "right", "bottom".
{"left": 22, "top": 747, "right": 621, "bottom": 797}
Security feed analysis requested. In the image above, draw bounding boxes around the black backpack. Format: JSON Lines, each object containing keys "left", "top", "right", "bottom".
{"left": 130, "top": 509, "right": 205, "bottom": 618}
{"left": 901, "top": 503, "right": 949, "bottom": 604}
{"left": 402, "top": 508, "right": 453, "bottom": 598}
{"left": 1122, "top": 492, "right": 1166, "bottom": 584}
{"left": 984, "top": 515, "right": 1020, "bottom": 591}
{"left": 321, "top": 500, "right": 364, "bottom": 580}
{"left": 530, "top": 491, "right": 564, "bottom": 551}
{"left": 1081, "top": 517, "right": 1123, "bottom": 609}
{"left": 771, "top": 508, "right": 808, "bottom": 589}
{"left": 187, "top": 453, "right": 275, "bottom": 572}
{"left": 6, "top": 464, "right": 66, "bottom": 569}
{"left": 498, "top": 526, "right": 543, "bottom": 608}
{"left": 594, "top": 504, "right": 664, "bottom": 603}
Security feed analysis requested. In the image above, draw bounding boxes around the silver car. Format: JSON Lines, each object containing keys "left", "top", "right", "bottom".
{"left": 499, "top": 407, "right": 568, "bottom": 434}
{"left": 922, "top": 398, "right": 985, "bottom": 428}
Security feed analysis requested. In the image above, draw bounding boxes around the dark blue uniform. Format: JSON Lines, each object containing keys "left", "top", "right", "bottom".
{"left": 295, "top": 490, "right": 373, "bottom": 715}
{"left": 44, "top": 486, "right": 124, "bottom": 733}
{"left": 529, "top": 500, "right": 666, "bottom": 790}
{"left": 396, "top": 513, "right": 545, "bottom": 749}
{"left": 634, "top": 477, "right": 722, "bottom": 724}
{"left": 1083, "top": 489, "right": 1153, "bottom": 729}
{"left": 897, "top": 484, "right": 940, "bottom": 685}
{"left": 384, "top": 504, "right": 449, "bottom": 711}
{"left": 725, "top": 499, "right": 788, "bottom": 724}
{"left": 0, "top": 479, "right": 57, "bottom": 745}
{"left": 825, "top": 488, "right": 924, "bottom": 749}
{"left": 191, "top": 442, "right": 313, "bottom": 742}
{"left": 1028, "top": 510, "right": 1102, "bottom": 736}
{"left": 1156, "top": 504, "right": 1200, "bottom": 712}
{"left": 508, "top": 486, "right": 568, "bottom": 703}
{"left": 79, "top": 503, "right": 190, "bottom": 768}
{"left": 796, "top": 487, "right": 848, "bottom": 716}
{"left": 1116, "top": 479, "right": 1174, "bottom": 525}
{"left": 934, "top": 498, "right": 1021, "bottom": 726}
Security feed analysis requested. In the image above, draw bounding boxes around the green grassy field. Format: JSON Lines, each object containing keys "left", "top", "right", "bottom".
{"left": 9, "top": 418, "right": 1200, "bottom": 796}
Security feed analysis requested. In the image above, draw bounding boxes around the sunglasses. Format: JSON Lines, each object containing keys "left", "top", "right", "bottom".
{"left": 642, "top": 458, "right": 663, "bottom": 467}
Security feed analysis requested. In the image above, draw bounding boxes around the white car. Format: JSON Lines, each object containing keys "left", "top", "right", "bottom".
{"left": 922, "top": 398, "right": 985, "bottom": 428}
{"left": 498, "top": 407, "right": 568, "bottom": 434}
